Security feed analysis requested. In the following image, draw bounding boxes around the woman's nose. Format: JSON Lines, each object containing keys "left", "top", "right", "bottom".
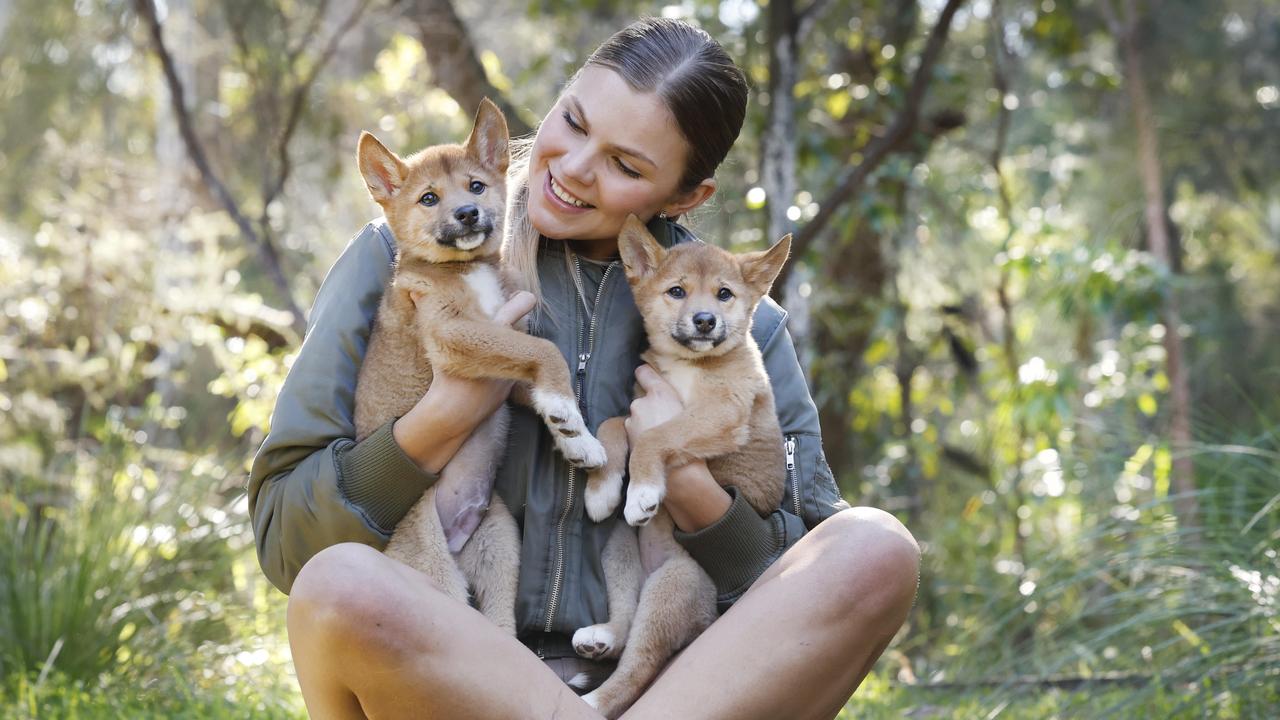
{"left": 558, "top": 143, "right": 595, "bottom": 186}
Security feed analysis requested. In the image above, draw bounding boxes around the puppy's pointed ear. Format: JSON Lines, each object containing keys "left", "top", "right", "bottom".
{"left": 465, "top": 98, "right": 510, "bottom": 174}
{"left": 739, "top": 234, "right": 791, "bottom": 296}
{"left": 618, "top": 214, "right": 666, "bottom": 283}
{"left": 358, "top": 132, "right": 407, "bottom": 205}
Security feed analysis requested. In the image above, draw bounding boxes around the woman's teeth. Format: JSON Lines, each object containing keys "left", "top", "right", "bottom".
{"left": 550, "top": 176, "right": 592, "bottom": 208}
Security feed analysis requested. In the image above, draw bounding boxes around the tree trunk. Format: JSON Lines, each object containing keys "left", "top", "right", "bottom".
{"left": 1113, "top": 1, "right": 1199, "bottom": 529}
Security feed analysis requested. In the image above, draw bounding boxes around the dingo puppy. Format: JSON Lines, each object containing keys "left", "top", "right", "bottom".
{"left": 353, "top": 99, "right": 607, "bottom": 634}
{"left": 578, "top": 215, "right": 790, "bottom": 716}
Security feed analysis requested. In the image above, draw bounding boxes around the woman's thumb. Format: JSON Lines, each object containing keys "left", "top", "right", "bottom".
{"left": 495, "top": 291, "right": 536, "bottom": 328}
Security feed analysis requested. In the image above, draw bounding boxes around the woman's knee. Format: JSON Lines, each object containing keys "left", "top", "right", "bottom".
{"left": 288, "top": 542, "right": 432, "bottom": 661}
{"left": 812, "top": 507, "right": 920, "bottom": 614}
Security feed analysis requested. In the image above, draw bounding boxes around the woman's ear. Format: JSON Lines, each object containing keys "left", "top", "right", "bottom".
{"left": 661, "top": 178, "right": 717, "bottom": 219}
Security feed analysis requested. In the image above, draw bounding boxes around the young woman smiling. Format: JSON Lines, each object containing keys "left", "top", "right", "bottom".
{"left": 249, "top": 17, "right": 919, "bottom": 720}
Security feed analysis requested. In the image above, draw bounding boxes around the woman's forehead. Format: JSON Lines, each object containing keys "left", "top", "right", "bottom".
{"left": 561, "top": 65, "right": 688, "bottom": 169}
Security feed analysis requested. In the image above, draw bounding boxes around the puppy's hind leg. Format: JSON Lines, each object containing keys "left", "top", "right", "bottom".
{"left": 582, "top": 520, "right": 717, "bottom": 719}
{"left": 573, "top": 521, "right": 641, "bottom": 661}
{"left": 385, "top": 488, "right": 469, "bottom": 606}
{"left": 456, "top": 496, "right": 521, "bottom": 636}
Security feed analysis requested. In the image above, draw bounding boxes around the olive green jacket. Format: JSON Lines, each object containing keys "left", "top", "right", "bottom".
{"left": 247, "top": 216, "right": 848, "bottom": 658}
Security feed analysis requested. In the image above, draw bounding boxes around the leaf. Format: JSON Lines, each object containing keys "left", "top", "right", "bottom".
{"left": 1137, "top": 393, "right": 1158, "bottom": 416}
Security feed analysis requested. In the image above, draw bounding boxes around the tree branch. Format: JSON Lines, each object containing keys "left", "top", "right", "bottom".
{"left": 134, "top": 0, "right": 306, "bottom": 334}
{"left": 262, "top": 0, "right": 374, "bottom": 212}
{"left": 790, "top": 0, "right": 967, "bottom": 260}
{"left": 400, "top": 0, "right": 533, "bottom": 136}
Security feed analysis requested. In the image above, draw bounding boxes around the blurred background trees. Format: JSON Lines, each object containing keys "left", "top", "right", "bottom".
{"left": 1, "top": 0, "right": 1277, "bottom": 716}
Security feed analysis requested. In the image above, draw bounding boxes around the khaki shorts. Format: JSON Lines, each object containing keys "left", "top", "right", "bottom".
{"left": 543, "top": 656, "right": 616, "bottom": 694}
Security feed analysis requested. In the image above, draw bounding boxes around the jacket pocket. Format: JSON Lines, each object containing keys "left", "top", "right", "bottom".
{"left": 788, "top": 432, "right": 846, "bottom": 528}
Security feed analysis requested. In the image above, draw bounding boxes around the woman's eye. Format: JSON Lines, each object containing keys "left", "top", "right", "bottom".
{"left": 717, "top": 288, "right": 734, "bottom": 301}
{"left": 469, "top": 180, "right": 486, "bottom": 194}
{"left": 420, "top": 192, "right": 439, "bottom": 206}
{"left": 562, "top": 110, "right": 584, "bottom": 134}
{"left": 615, "top": 158, "right": 641, "bottom": 179}
{"left": 667, "top": 286, "right": 685, "bottom": 299}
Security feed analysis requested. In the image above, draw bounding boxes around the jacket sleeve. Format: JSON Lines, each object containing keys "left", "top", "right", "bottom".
{"left": 673, "top": 297, "right": 850, "bottom": 611}
{"left": 246, "top": 221, "right": 439, "bottom": 594}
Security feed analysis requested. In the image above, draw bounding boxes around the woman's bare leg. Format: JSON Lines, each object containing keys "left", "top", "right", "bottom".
{"left": 621, "top": 507, "right": 920, "bottom": 720}
{"left": 286, "top": 542, "right": 602, "bottom": 720}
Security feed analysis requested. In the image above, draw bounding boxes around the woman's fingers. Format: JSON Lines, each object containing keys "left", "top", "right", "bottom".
{"left": 495, "top": 291, "right": 536, "bottom": 328}
{"left": 634, "top": 363, "right": 674, "bottom": 395}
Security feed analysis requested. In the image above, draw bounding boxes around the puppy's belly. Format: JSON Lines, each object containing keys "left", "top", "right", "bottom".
{"left": 638, "top": 515, "right": 680, "bottom": 576}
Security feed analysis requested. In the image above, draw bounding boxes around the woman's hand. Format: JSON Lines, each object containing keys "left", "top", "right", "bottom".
{"left": 626, "top": 364, "right": 731, "bottom": 532}
{"left": 392, "top": 291, "right": 536, "bottom": 473}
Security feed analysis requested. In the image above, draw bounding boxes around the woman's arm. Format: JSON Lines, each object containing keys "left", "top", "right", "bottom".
{"left": 246, "top": 221, "right": 524, "bottom": 594}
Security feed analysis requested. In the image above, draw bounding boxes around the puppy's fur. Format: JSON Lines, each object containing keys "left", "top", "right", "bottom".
{"left": 577, "top": 215, "right": 791, "bottom": 717}
{"left": 353, "top": 99, "right": 606, "bottom": 634}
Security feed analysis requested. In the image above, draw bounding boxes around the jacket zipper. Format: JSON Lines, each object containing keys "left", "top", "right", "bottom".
{"left": 544, "top": 255, "right": 617, "bottom": 634}
{"left": 786, "top": 435, "right": 800, "bottom": 516}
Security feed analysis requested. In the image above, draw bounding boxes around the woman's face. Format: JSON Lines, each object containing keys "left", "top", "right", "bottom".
{"left": 527, "top": 65, "right": 713, "bottom": 242}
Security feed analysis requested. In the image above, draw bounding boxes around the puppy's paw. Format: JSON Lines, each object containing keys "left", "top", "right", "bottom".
{"left": 584, "top": 471, "right": 623, "bottom": 522}
{"left": 581, "top": 690, "right": 601, "bottom": 710}
{"left": 624, "top": 484, "right": 664, "bottom": 526}
{"left": 572, "top": 624, "right": 618, "bottom": 660}
{"left": 559, "top": 433, "right": 607, "bottom": 470}
{"left": 531, "top": 389, "right": 606, "bottom": 468}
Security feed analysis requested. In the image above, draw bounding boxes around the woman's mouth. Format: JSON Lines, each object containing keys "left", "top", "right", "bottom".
{"left": 545, "top": 172, "right": 595, "bottom": 212}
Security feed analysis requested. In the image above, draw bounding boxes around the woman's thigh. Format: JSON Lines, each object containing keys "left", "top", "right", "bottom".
{"left": 622, "top": 507, "right": 920, "bottom": 720}
{"left": 286, "top": 542, "right": 600, "bottom": 720}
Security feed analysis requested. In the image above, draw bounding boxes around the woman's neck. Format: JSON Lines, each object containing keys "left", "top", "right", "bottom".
{"left": 566, "top": 238, "right": 620, "bottom": 262}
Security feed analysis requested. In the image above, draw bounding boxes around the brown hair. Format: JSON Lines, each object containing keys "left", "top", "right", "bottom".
{"left": 505, "top": 17, "right": 749, "bottom": 304}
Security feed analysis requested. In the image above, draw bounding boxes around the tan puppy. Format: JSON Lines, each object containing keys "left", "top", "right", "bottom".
{"left": 579, "top": 215, "right": 790, "bottom": 716}
{"left": 353, "top": 99, "right": 606, "bottom": 634}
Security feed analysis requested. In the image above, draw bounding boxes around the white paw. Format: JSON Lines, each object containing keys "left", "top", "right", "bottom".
{"left": 531, "top": 389, "right": 606, "bottom": 469}
{"left": 584, "top": 471, "right": 623, "bottom": 522}
{"left": 624, "top": 484, "right": 664, "bottom": 526}
{"left": 566, "top": 672, "right": 592, "bottom": 690}
{"left": 531, "top": 388, "right": 578, "bottom": 425}
{"left": 581, "top": 690, "right": 601, "bottom": 709}
{"left": 559, "top": 433, "right": 607, "bottom": 470}
{"left": 572, "top": 624, "right": 617, "bottom": 660}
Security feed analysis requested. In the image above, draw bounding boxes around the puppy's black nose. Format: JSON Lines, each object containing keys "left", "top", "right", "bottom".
{"left": 693, "top": 312, "right": 717, "bottom": 334}
{"left": 454, "top": 204, "right": 480, "bottom": 226}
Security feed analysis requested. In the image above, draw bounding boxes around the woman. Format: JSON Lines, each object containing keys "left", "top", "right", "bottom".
{"left": 248, "top": 17, "right": 919, "bottom": 720}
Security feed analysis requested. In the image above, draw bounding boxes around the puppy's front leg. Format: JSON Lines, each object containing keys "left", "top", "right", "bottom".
{"left": 584, "top": 416, "right": 629, "bottom": 522}
{"left": 422, "top": 314, "right": 606, "bottom": 469}
{"left": 623, "top": 407, "right": 748, "bottom": 526}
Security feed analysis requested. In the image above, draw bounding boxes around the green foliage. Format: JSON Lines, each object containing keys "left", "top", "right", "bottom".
{"left": 3, "top": 0, "right": 1280, "bottom": 715}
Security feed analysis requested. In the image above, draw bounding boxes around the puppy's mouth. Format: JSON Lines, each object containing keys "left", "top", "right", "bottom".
{"left": 671, "top": 330, "right": 727, "bottom": 351}
{"left": 436, "top": 221, "right": 494, "bottom": 251}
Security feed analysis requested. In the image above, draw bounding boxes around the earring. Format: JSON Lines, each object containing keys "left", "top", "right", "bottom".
{"left": 659, "top": 209, "right": 668, "bottom": 219}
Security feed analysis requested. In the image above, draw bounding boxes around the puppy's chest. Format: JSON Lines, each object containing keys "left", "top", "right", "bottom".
{"left": 662, "top": 362, "right": 701, "bottom": 405}
{"left": 460, "top": 264, "right": 506, "bottom": 319}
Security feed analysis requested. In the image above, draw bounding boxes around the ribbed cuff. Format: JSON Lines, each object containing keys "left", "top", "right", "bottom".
{"left": 336, "top": 420, "right": 438, "bottom": 533}
{"left": 673, "top": 486, "right": 785, "bottom": 601}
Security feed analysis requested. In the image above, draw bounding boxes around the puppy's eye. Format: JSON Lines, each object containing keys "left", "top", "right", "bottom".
{"left": 469, "top": 180, "right": 486, "bottom": 194}
{"left": 667, "top": 286, "right": 685, "bottom": 299}
{"left": 420, "top": 192, "right": 439, "bottom": 206}
{"left": 717, "top": 288, "right": 734, "bottom": 301}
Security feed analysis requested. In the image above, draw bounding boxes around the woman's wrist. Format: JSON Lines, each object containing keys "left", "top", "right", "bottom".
{"left": 391, "top": 380, "right": 488, "bottom": 474}
{"left": 664, "top": 460, "right": 732, "bottom": 533}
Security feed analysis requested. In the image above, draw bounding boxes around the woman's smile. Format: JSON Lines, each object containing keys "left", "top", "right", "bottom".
{"left": 546, "top": 172, "right": 595, "bottom": 210}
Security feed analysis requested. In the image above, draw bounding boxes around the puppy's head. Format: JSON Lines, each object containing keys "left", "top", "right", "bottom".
{"left": 619, "top": 215, "right": 791, "bottom": 360}
{"left": 358, "top": 98, "right": 509, "bottom": 263}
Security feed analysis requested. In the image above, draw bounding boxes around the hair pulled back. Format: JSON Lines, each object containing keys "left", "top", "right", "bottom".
{"left": 580, "top": 17, "right": 748, "bottom": 192}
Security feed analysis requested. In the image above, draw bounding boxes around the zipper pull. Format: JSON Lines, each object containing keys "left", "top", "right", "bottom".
{"left": 577, "top": 352, "right": 589, "bottom": 375}
{"left": 785, "top": 436, "right": 796, "bottom": 469}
